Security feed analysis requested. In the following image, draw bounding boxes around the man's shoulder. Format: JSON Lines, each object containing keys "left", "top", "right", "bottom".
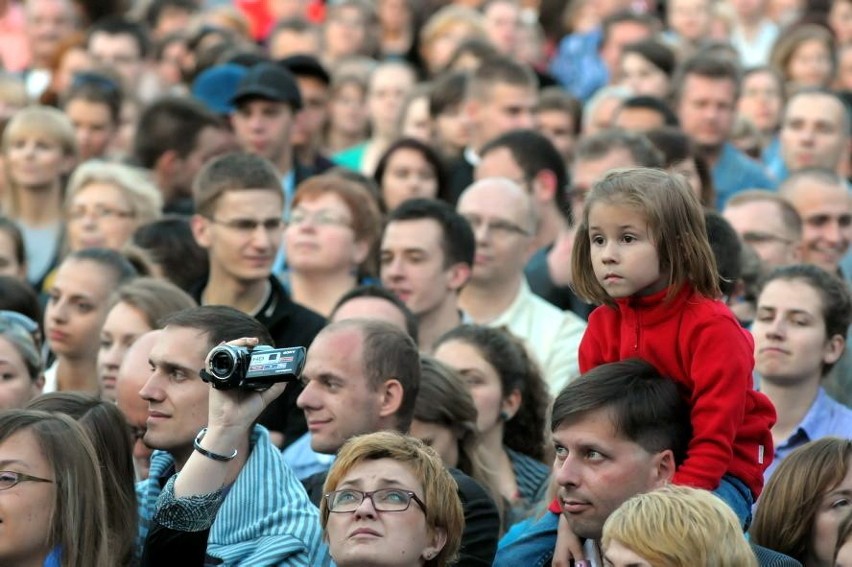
{"left": 262, "top": 276, "right": 327, "bottom": 346}
{"left": 493, "top": 510, "right": 559, "bottom": 567}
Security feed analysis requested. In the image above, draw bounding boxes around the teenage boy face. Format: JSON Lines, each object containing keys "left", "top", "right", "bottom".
{"left": 193, "top": 189, "right": 284, "bottom": 284}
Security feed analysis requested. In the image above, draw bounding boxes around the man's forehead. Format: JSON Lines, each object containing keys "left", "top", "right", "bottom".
{"left": 382, "top": 219, "right": 445, "bottom": 252}
{"left": 572, "top": 149, "right": 636, "bottom": 187}
{"left": 786, "top": 94, "right": 845, "bottom": 122}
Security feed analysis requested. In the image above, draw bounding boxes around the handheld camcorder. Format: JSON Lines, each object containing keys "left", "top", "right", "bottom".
{"left": 200, "top": 345, "right": 306, "bottom": 391}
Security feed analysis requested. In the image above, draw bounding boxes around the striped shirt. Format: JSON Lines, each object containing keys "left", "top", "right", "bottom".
{"left": 137, "top": 425, "right": 322, "bottom": 566}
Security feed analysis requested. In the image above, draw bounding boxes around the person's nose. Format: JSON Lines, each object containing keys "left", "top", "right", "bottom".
{"left": 554, "top": 453, "right": 581, "bottom": 488}
{"left": 600, "top": 240, "right": 618, "bottom": 264}
{"left": 352, "top": 493, "right": 379, "bottom": 519}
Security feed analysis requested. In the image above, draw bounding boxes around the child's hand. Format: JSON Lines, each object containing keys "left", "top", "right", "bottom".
{"left": 552, "top": 513, "right": 585, "bottom": 567}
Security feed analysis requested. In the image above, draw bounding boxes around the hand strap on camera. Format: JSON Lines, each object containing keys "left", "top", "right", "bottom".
{"left": 193, "top": 427, "right": 238, "bottom": 462}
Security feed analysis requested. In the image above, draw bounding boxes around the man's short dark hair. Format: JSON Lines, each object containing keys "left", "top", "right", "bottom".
{"left": 480, "top": 129, "right": 569, "bottom": 220}
{"left": 672, "top": 54, "right": 742, "bottom": 104}
{"left": 704, "top": 210, "right": 742, "bottom": 298}
{"left": 160, "top": 305, "right": 274, "bottom": 353}
{"left": 600, "top": 11, "right": 658, "bottom": 50}
{"left": 385, "top": 198, "right": 475, "bottom": 269}
{"left": 537, "top": 87, "right": 582, "bottom": 134}
{"left": 133, "top": 96, "right": 222, "bottom": 169}
{"left": 619, "top": 96, "right": 679, "bottom": 127}
{"left": 87, "top": 16, "right": 151, "bottom": 59}
{"left": 429, "top": 71, "right": 468, "bottom": 116}
{"left": 145, "top": 0, "right": 196, "bottom": 30}
{"left": 574, "top": 129, "right": 664, "bottom": 169}
{"left": 192, "top": 152, "right": 282, "bottom": 217}
{"left": 466, "top": 55, "right": 537, "bottom": 103}
{"left": 331, "top": 285, "right": 419, "bottom": 343}
{"left": 551, "top": 358, "right": 691, "bottom": 465}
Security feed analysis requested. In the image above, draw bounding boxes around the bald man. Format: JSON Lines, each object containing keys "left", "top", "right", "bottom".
{"left": 116, "top": 330, "right": 160, "bottom": 480}
{"left": 457, "top": 177, "right": 586, "bottom": 394}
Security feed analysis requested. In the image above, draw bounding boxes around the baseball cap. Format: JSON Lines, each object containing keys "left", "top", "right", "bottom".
{"left": 277, "top": 55, "right": 330, "bottom": 86}
{"left": 192, "top": 64, "right": 248, "bottom": 115}
{"left": 231, "top": 62, "right": 302, "bottom": 110}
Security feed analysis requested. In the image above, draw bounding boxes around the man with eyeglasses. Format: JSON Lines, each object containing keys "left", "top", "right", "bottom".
{"left": 189, "top": 152, "right": 325, "bottom": 449}
{"left": 723, "top": 190, "right": 804, "bottom": 269}
{"left": 457, "top": 177, "right": 586, "bottom": 395}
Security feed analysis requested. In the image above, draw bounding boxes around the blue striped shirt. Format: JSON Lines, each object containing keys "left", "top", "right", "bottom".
{"left": 136, "top": 425, "right": 323, "bottom": 566}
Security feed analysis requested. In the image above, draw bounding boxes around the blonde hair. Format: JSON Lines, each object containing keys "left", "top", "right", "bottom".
{"left": 65, "top": 161, "right": 163, "bottom": 225}
{"left": 603, "top": 485, "right": 757, "bottom": 567}
{"left": 420, "top": 5, "right": 487, "bottom": 48}
{"left": 571, "top": 167, "right": 720, "bottom": 306}
{"left": 321, "top": 431, "right": 464, "bottom": 567}
{"left": 2, "top": 106, "right": 77, "bottom": 215}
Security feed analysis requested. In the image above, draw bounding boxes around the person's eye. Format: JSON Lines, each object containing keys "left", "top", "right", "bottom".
{"left": 586, "top": 449, "right": 605, "bottom": 461}
{"left": 554, "top": 445, "right": 568, "bottom": 459}
{"left": 590, "top": 235, "right": 604, "bottom": 245}
{"left": 831, "top": 497, "right": 850, "bottom": 509}
{"left": 100, "top": 337, "right": 112, "bottom": 349}
{"left": 622, "top": 234, "right": 636, "bottom": 243}
{"left": 335, "top": 490, "right": 359, "bottom": 504}
{"left": 0, "top": 471, "right": 17, "bottom": 486}
{"left": 791, "top": 317, "right": 810, "bottom": 327}
{"left": 380, "top": 489, "right": 408, "bottom": 504}
{"left": 74, "top": 301, "right": 94, "bottom": 313}
{"left": 233, "top": 220, "right": 257, "bottom": 231}
{"left": 0, "top": 372, "right": 17, "bottom": 381}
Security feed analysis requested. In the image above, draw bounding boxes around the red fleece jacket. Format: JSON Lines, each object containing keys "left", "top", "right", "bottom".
{"left": 579, "top": 285, "right": 776, "bottom": 498}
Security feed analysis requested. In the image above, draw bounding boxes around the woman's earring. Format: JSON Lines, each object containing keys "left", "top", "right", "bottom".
{"left": 500, "top": 410, "right": 510, "bottom": 421}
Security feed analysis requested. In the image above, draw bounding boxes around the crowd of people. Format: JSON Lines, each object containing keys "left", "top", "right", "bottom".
{"left": 0, "top": 0, "right": 851, "bottom": 564}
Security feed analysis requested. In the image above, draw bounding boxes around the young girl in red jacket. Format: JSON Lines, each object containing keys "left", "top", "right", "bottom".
{"left": 568, "top": 167, "right": 776, "bottom": 527}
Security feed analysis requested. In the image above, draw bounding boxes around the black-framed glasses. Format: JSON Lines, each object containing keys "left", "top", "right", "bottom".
{"left": 0, "top": 470, "right": 53, "bottom": 490}
{"left": 325, "top": 488, "right": 427, "bottom": 514}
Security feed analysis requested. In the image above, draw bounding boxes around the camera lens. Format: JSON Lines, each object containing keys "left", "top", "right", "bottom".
{"left": 209, "top": 350, "right": 236, "bottom": 379}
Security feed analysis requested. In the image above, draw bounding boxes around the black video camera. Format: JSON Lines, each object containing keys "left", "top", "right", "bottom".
{"left": 200, "top": 344, "right": 306, "bottom": 391}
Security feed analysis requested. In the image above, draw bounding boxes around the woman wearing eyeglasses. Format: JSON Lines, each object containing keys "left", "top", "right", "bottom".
{"left": 321, "top": 431, "right": 464, "bottom": 567}
{"left": 64, "top": 160, "right": 162, "bottom": 254}
{"left": 285, "top": 173, "right": 381, "bottom": 316}
{"left": 0, "top": 312, "right": 44, "bottom": 410}
{"left": 0, "top": 409, "right": 112, "bottom": 566}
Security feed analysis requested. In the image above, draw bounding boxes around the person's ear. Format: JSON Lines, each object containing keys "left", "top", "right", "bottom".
{"left": 531, "top": 170, "right": 557, "bottom": 205}
{"left": 823, "top": 333, "right": 845, "bottom": 366}
{"left": 154, "top": 149, "right": 180, "bottom": 178}
{"left": 422, "top": 527, "right": 447, "bottom": 562}
{"left": 445, "top": 262, "right": 471, "bottom": 292}
{"left": 31, "top": 373, "right": 45, "bottom": 397}
{"left": 501, "top": 387, "right": 522, "bottom": 420}
{"left": 651, "top": 449, "right": 676, "bottom": 487}
{"left": 352, "top": 238, "right": 370, "bottom": 267}
{"left": 190, "top": 213, "right": 212, "bottom": 249}
{"left": 378, "top": 378, "right": 404, "bottom": 419}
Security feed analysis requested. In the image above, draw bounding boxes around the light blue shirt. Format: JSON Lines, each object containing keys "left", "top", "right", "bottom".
{"left": 712, "top": 142, "right": 776, "bottom": 209}
{"left": 764, "top": 388, "right": 852, "bottom": 482}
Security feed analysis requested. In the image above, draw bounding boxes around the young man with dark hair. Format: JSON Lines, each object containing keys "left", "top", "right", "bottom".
{"left": 136, "top": 306, "right": 322, "bottom": 563}
{"left": 613, "top": 95, "right": 680, "bottom": 132}
{"left": 190, "top": 152, "right": 326, "bottom": 448}
{"left": 445, "top": 55, "right": 538, "bottom": 203}
{"left": 535, "top": 87, "right": 582, "bottom": 165}
{"left": 477, "top": 129, "right": 569, "bottom": 250}
{"left": 87, "top": 16, "right": 150, "bottom": 92}
{"left": 380, "top": 198, "right": 475, "bottom": 351}
{"left": 133, "top": 97, "right": 235, "bottom": 215}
